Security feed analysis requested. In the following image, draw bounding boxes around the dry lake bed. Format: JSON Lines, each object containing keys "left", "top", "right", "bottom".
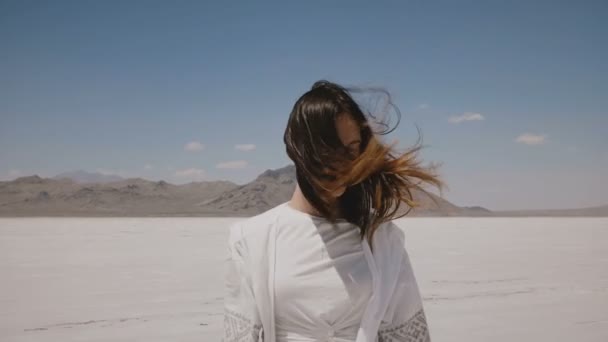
{"left": 1, "top": 217, "right": 607, "bottom": 341}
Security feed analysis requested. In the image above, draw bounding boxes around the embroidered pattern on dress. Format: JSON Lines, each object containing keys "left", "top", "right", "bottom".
{"left": 223, "top": 307, "right": 263, "bottom": 342}
{"left": 377, "top": 308, "right": 430, "bottom": 342}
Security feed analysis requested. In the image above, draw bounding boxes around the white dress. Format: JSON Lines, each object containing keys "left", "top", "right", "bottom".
{"left": 222, "top": 201, "right": 431, "bottom": 342}
{"left": 274, "top": 202, "right": 373, "bottom": 341}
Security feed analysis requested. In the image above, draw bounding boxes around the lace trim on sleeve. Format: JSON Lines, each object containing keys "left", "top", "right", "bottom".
{"left": 377, "top": 308, "right": 430, "bottom": 342}
{"left": 223, "top": 307, "right": 263, "bottom": 342}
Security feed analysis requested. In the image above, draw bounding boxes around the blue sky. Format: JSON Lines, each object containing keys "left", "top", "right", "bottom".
{"left": 1, "top": 0, "right": 606, "bottom": 210}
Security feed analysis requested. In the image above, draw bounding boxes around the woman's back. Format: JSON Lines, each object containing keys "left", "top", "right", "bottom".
{"left": 274, "top": 202, "right": 373, "bottom": 341}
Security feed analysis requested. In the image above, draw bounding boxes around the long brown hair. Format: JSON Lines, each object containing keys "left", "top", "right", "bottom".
{"left": 283, "top": 80, "right": 446, "bottom": 252}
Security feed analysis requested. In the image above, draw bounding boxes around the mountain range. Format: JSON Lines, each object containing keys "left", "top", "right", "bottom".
{"left": 1, "top": 165, "right": 606, "bottom": 217}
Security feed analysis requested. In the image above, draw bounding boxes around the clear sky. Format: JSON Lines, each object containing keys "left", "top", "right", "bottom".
{"left": 1, "top": 0, "right": 607, "bottom": 211}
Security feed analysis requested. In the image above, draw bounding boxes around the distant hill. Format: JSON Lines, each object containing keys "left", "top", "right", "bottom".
{"left": 0, "top": 174, "right": 238, "bottom": 217}
{"left": 202, "top": 165, "right": 497, "bottom": 217}
{"left": 202, "top": 165, "right": 298, "bottom": 215}
{"left": 0, "top": 165, "right": 605, "bottom": 217}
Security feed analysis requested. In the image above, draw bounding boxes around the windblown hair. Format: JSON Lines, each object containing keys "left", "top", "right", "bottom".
{"left": 283, "top": 80, "right": 446, "bottom": 252}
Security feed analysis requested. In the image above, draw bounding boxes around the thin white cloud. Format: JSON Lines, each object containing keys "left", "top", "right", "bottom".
{"left": 514, "top": 133, "right": 547, "bottom": 145}
{"left": 235, "top": 144, "right": 256, "bottom": 151}
{"left": 418, "top": 103, "right": 429, "bottom": 109}
{"left": 174, "top": 168, "right": 206, "bottom": 180}
{"left": 216, "top": 160, "right": 248, "bottom": 169}
{"left": 448, "top": 112, "right": 485, "bottom": 124}
{"left": 184, "top": 141, "right": 205, "bottom": 152}
{"left": 144, "top": 164, "right": 153, "bottom": 170}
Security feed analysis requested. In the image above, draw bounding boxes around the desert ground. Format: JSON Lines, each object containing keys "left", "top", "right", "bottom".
{"left": 1, "top": 217, "right": 606, "bottom": 341}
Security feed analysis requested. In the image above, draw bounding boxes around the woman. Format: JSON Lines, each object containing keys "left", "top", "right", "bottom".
{"left": 222, "top": 80, "right": 444, "bottom": 342}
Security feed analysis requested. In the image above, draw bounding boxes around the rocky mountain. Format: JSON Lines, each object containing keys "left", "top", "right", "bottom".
{"left": 0, "top": 175, "right": 238, "bottom": 217}
{"left": 202, "top": 165, "right": 297, "bottom": 215}
{"left": 0, "top": 165, "right": 605, "bottom": 217}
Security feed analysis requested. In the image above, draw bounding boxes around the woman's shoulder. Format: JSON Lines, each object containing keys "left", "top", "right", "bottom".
{"left": 228, "top": 202, "right": 287, "bottom": 245}
{"left": 376, "top": 220, "right": 405, "bottom": 245}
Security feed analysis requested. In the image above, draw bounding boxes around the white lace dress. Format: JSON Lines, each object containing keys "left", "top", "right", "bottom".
{"left": 222, "top": 201, "right": 430, "bottom": 342}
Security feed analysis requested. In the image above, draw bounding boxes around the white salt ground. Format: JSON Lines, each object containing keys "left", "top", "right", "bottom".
{"left": 0, "top": 217, "right": 606, "bottom": 342}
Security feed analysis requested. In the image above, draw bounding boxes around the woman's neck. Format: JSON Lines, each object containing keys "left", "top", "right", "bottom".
{"left": 289, "top": 184, "right": 344, "bottom": 219}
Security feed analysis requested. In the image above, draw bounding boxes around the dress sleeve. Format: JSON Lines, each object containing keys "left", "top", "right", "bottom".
{"left": 377, "top": 223, "right": 431, "bottom": 342}
{"left": 222, "top": 223, "right": 264, "bottom": 342}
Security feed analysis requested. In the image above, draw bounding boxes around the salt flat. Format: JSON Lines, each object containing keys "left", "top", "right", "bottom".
{"left": 0, "top": 217, "right": 606, "bottom": 342}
